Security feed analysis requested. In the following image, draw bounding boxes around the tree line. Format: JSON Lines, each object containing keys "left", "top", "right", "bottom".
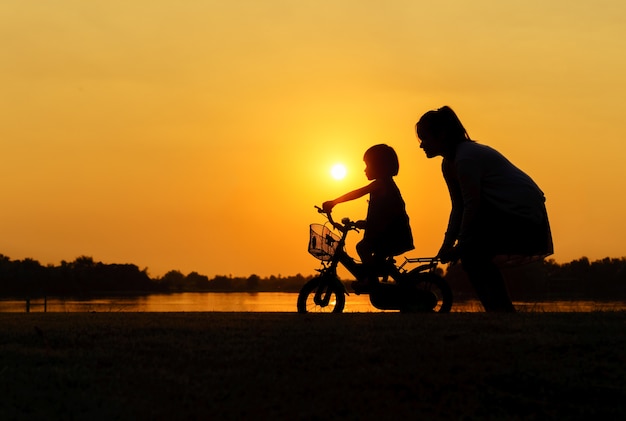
{"left": 445, "top": 256, "right": 626, "bottom": 302}
{"left": 1, "top": 253, "right": 625, "bottom": 301}
{"left": 0, "top": 254, "right": 313, "bottom": 297}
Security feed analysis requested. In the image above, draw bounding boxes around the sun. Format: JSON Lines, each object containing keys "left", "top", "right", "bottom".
{"left": 330, "top": 163, "right": 347, "bottom": 180}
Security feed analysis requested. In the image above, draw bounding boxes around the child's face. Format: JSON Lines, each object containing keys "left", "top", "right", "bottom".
{"left": 364, "top": 161, "right": 376, "bottom": 180}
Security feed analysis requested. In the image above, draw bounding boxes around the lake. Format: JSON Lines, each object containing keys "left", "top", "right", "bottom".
{"left": 2, "top": 292, "right": 626, "bottom": 313}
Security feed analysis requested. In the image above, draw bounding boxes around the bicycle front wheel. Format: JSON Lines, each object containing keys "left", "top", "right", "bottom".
{"left": 297, "top": 276, "right": 345, "bottom": 313}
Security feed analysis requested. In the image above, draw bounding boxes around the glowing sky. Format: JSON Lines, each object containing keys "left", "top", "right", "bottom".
{"left": 1, "top": 1, "right": 625, "bottom": 278}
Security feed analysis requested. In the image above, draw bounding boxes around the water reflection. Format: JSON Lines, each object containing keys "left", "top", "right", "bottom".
{"left": 1, "top": 293, "right": 625, "bottom": 313}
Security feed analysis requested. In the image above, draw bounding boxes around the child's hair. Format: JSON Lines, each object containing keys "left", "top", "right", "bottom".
{"left": 364, "top": 144, "right": 399, "bottom": 177}
{"left": 415, "top": 106, "right": 471, "bottom": 143}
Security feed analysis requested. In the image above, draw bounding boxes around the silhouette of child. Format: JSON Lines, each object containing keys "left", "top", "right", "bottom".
{"left": 415, "top": 106, "right": 553, "bottom": 312}
{"left": 322, "top": 144, "right": 414, "bottom": 291}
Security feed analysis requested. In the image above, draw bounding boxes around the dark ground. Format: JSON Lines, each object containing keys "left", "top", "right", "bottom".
{"left": 1, "top": 312, "right": 625, "bottom": 420}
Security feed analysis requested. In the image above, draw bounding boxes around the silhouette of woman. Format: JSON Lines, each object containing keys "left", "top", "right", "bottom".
{"left": 415, "top": 106, "right": 553, "bottom": 312}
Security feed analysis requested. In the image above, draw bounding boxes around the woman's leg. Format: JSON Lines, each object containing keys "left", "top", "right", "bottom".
{"left": 461, "top": 252, "right": 515, "bottom": 313}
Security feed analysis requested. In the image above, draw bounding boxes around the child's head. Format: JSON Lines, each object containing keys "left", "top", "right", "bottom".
{"left": 363, "top": 144, "right": 399, "bottom": 179}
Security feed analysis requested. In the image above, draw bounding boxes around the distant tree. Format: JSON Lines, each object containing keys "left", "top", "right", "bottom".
{"left": 104, "top": 264, "right": 154, "bottom": 291}
{"left": 186, "top": 272, "right": 210, "bottom": 290}
{"left": 19, "top": 258, "right": 47, "bottom": 296}
{"left": 247, "top": 274, "right": 260, "bottom": 291}
{"left": 159, "top": 270, "right": 186, "bottom": 291}
{"left": 209, "top": 275, "right": 233, "bottom": 291}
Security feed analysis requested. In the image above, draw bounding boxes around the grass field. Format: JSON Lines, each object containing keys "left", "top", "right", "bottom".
{"left": 1, "top": 312, "right": 625, "bottom": 420}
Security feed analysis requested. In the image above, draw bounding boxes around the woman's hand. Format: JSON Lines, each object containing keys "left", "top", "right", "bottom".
{"left": 437, "top": 244, "right": 460, "bottom": 264}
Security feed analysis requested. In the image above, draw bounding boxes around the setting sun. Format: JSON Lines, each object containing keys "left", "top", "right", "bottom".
{"left": 330, "top": 163, "right": 348, "bottom": 180}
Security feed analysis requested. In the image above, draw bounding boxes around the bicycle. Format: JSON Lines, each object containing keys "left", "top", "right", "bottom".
{"left": 297, "top": 206, "right": 453, "bottom": 313}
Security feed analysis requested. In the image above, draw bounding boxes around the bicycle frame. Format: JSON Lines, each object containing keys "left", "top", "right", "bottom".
{"left": 313, "top": 207, "right": 438, "bottom": 286}
{"left": 300, "top": 207, "right": 452, "bottom": 313}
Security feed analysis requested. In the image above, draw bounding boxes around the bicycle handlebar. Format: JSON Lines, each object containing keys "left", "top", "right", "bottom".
{"left": 314, "top": 205, "right": 362, "bottom": 232}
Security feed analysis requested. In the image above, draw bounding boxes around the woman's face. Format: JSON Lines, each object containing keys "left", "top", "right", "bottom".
{"left": 418, "top": 132, "right": 446, "bottom": 158}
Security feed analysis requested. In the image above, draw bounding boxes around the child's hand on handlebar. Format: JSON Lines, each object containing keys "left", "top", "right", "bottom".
{"left": 322, "top": 201, "right": 335, "bottom": 213}
{"left": 354, "top": 220, "right": 367, "bottom": 229}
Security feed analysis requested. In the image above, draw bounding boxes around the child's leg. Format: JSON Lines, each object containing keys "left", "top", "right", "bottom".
{"left": 356, "top": 239, "right": 374, "bottom": 265}
{"left": 356, "top": 240, "right": 376, "bottom": 283}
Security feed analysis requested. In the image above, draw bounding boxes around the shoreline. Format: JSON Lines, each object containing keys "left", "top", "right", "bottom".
{"left": 2, "top": 293, "right": 626, "bottom": 314}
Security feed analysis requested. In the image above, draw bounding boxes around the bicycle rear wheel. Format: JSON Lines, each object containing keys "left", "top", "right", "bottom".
{"left": 401, "top": 272, "right": 453, "bottom": 313}
{"left": 297, "top": 276, "right": 345, "bottom": 313}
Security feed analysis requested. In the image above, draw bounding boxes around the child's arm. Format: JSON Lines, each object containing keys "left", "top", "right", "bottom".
{"left": 322, "top": 183, "right": 374, "bottom": 213}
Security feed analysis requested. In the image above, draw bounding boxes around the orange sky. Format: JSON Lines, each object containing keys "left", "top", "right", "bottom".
{"left": 1, "top": 1, "right": 626, "bottom": 278}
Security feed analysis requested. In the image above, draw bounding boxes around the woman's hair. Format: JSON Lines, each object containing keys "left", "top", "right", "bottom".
{"left": 363, "top": 144, "right": 399, "bottom": 177}
{"left": 415, "top": 106, "right": 472, "bottom": 143}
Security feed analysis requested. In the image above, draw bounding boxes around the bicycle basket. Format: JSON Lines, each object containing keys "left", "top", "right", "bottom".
{"left": 308, "top": 224, "right": 340, "bottom": 261}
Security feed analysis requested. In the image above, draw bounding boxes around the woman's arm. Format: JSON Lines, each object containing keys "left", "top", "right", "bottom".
{"left": 455, "top": 157, "right": 482, "bottom": 248}
{"left": 441, "top": 160, "right": 463, "bottom": 249}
